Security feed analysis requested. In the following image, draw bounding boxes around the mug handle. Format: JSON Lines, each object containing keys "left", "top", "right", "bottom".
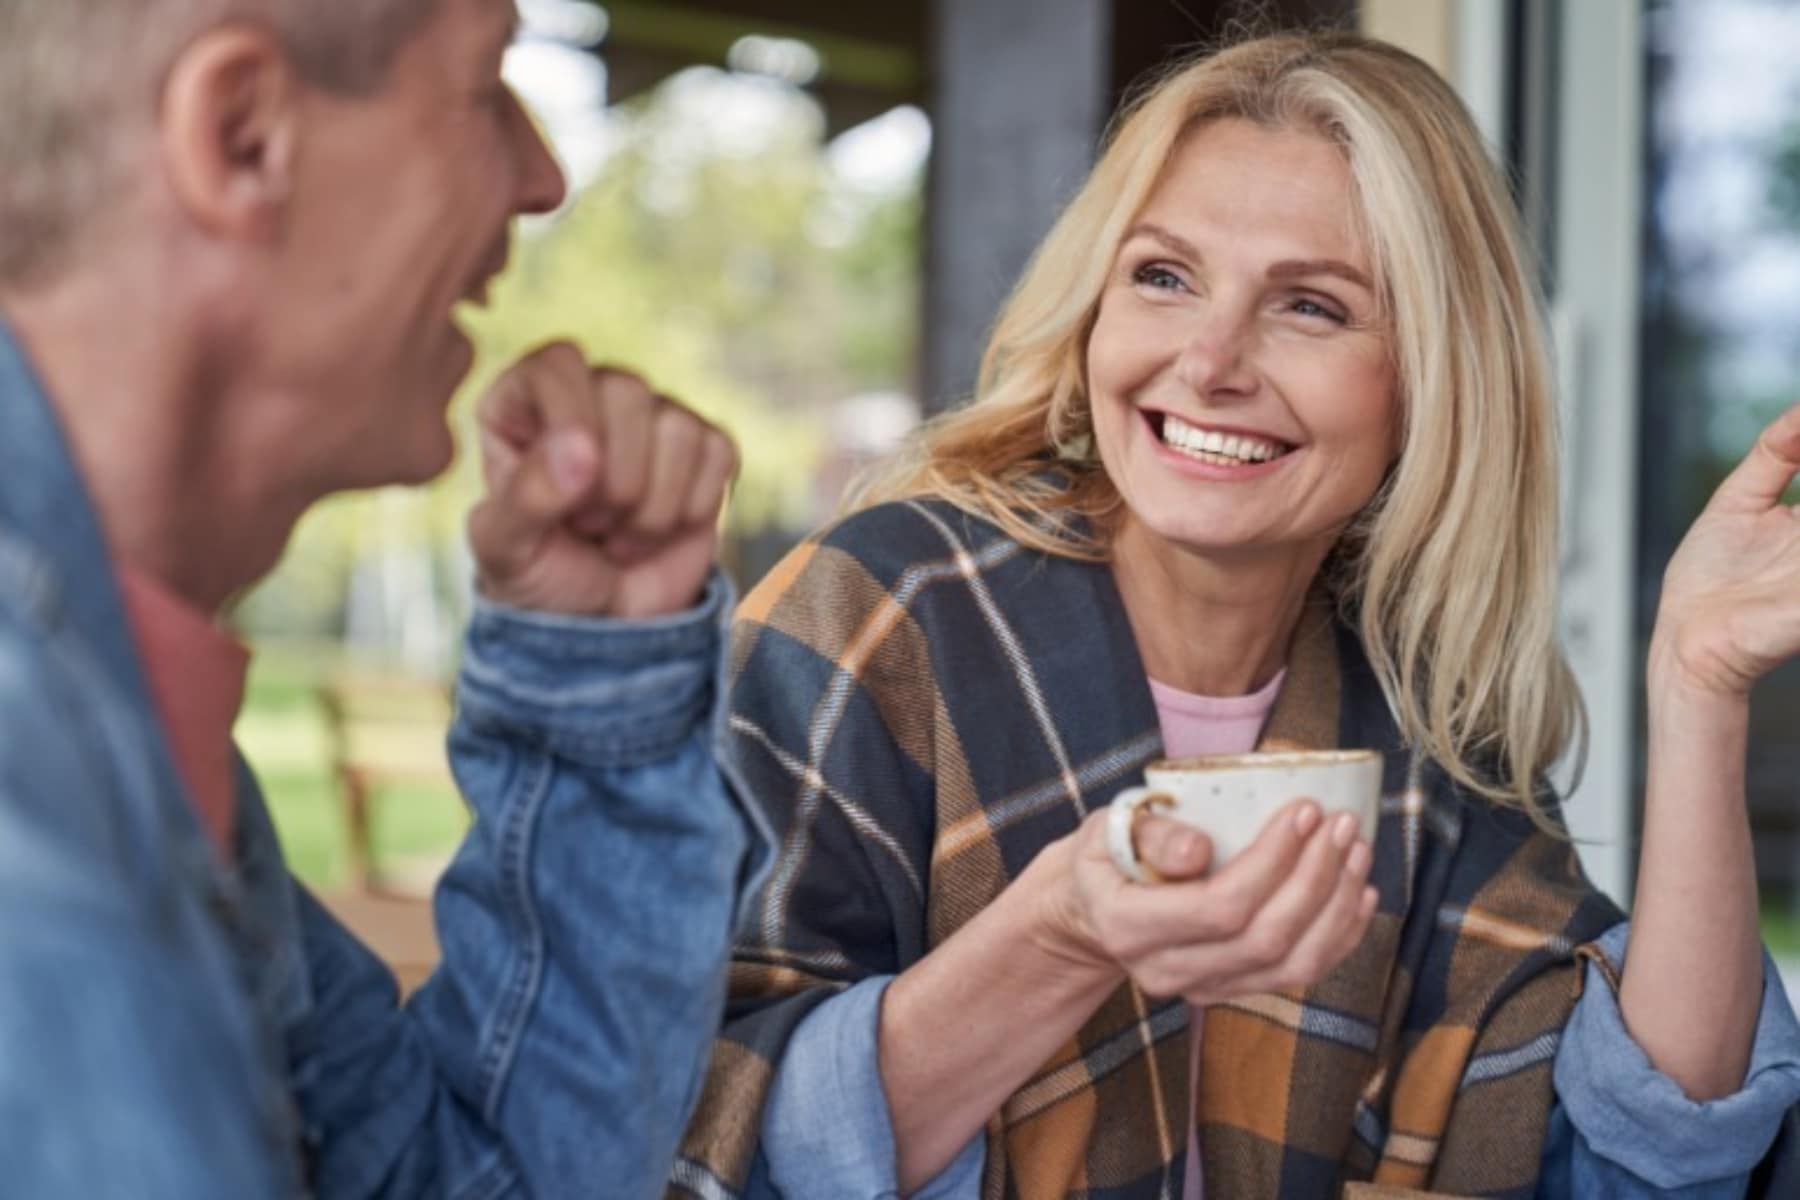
{"left": 1107, "top": 786, "right": 1175, "bottom": 884}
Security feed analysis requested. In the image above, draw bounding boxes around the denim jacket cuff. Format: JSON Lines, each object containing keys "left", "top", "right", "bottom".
{"left": 764, "top": 975, "right": 986, "bottom": 1200}
{"left": 455, "top": 571, "right": 734, "bottom": 768}
{"left": 1553, "top": 921, "right": 1800, "bottom": 1188}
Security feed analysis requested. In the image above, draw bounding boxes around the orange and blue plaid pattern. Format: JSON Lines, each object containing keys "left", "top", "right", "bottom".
{"left": 671, "top": 498, "right": 1623, "bottom": 1199}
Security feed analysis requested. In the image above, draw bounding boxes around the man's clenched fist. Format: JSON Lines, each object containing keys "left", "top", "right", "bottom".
{"left": 467, "top": 342, "right": 738, "bottom": 618}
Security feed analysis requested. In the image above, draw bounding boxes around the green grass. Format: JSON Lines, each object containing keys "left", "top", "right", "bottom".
{"left": 251, "top": 768, "right": 468, "bottom": 889}
{"left": 1761, "top": 904, "right": 1800, "bottom": 962}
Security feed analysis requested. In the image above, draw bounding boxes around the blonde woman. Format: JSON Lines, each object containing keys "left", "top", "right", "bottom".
{"left": 673, "top": 32, "right": 1800, "bottom": 1200}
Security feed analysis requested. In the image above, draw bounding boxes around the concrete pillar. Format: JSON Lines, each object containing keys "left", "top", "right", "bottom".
{"left": 922, "top": 0, "right": 1111, "bottom": 411}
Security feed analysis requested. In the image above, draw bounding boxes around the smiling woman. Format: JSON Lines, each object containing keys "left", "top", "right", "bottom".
{"left": 675, "top": 27, "right": 1800, "bottom": 1200}
{"left": 862, "top": 35, "right": 1560, "bottom": 826}
{"left": 1088, "top": 119, "right": 1399, "bottom": 700}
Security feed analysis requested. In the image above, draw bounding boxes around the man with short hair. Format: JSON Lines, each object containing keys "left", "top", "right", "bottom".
{"left": 0, "top": 0, "right": 764, "bottom": 1195}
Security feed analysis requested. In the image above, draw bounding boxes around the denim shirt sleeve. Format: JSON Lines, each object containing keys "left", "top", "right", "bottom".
{"left": 289, "top": 571, "right": 771, "bottom": 1199}
{"left": 762, "top": 974, "right": 985, "bottom": 1200}
{"left": 1538, "top": 921, "right": 1800, "bottom": 1197}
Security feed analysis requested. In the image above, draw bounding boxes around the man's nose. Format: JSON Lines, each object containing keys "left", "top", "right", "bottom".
{"left": 509, "top": 88, "right": 567, "bottom": 216}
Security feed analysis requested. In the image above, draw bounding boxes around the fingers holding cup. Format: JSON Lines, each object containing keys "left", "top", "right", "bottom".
{"left": 1221, "top": 829, "right": 1377, "bottom": 998}
{"left": 1106, "top": 788, "right": 1174, "bottom": 883}
{"left": 1229, "top": 810, "right": 1361, "bottom": 966}
{"left": 1133, "top": 813, "right": 1214, "bottom": 882}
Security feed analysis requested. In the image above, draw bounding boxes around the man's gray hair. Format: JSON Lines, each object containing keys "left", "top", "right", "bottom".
{"left": 0, "top": 0, "right": 443, "bottom": 287}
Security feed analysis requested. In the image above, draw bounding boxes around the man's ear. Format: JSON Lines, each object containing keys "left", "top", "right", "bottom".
{"left": 159, "top": 26, "right": 301, "bottom": 242}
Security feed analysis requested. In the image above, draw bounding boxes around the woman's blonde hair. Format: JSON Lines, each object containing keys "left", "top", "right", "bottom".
{"left": 858, "top": 31, "right": 1580, "bottom": 826}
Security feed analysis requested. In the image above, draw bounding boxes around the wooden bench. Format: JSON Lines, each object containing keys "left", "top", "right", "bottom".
{"left": 316, "top": 670, "right": 457, "bottom": 895}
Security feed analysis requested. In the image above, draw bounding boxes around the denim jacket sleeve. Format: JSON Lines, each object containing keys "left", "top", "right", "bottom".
{"left": 289, "top": 572, "right": 771, "bottom": 1200}
{"left": 759, "top": 974, "right": 985, "bottom": 1200}
{"left": 1538, "top": 922, "right": 1800, "bottom": 1197}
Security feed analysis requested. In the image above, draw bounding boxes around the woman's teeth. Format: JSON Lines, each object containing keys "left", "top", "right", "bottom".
{"left": 1159, "top": 413, "right": 1288, "bottom": 466}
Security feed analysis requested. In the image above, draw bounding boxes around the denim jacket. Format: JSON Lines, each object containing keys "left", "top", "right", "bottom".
{"left": 0, "top": 322, "right": 769, "bottom": 1198}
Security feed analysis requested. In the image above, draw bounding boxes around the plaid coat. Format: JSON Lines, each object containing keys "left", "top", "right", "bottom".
{"left": 672, "top": 498, "right": 1626, "bottom": 1199}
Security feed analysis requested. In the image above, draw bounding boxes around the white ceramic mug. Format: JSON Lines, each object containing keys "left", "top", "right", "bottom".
{"left": 1107, "top": 749, "right": 1383, "bottom": 881}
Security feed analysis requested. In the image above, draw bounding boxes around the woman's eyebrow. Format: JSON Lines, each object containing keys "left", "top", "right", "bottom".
{"left": 1122, "top": 222, "right": 1203, "bottom": 261}
{"left": 1267, "top": 258, "right": 1374, "bottom": 291}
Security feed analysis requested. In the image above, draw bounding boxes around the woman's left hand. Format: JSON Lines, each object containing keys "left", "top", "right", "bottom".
{"left": 1623, "top": 404, "right": 1799, "bottom": 1101}
{"left": 1650, "top": 402, "right": 1800, "bottom": 700}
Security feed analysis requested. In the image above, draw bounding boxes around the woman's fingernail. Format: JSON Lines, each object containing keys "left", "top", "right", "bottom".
{"left": 1332, "top": 813, "right": 1357, "bottom": 847}
{"left": 1295, "top": 803, "right": 1321, "bottom": 836}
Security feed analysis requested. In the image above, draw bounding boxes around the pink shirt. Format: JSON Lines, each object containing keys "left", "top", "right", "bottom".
{"left": 1147, "top": 668, "right": 1285, "bottom": 1200}
{"left": 117, "top": 565, "right": 250, "bottom": 858}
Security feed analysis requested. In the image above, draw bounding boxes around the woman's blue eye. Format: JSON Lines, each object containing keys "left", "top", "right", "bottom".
{"left": 1290, "top": 296, "right": 1347, "bottom": 324}
{"left": 1132, "top": 264, "right": 1185, "bottom": 291}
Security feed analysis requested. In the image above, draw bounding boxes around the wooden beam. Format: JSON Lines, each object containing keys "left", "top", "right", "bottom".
{"left": 601, "top": 0, "right": 922, "bottom": 95}
{"left": 602, "top": 0, "right": 925, "bottom": 51}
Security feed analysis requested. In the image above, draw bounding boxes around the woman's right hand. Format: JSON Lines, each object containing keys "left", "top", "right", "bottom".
{"left": 1031, "top": 799, "right": 1378, "bottom": 1006}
